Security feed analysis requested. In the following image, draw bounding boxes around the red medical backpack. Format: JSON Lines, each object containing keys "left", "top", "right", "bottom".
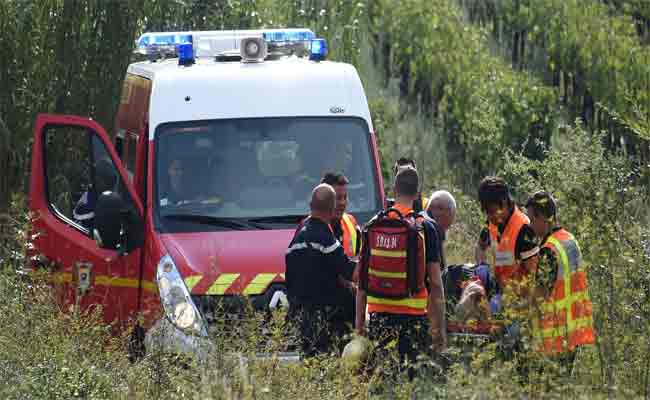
{"left": 359, "top": 208, "right": 426, "bottom": 299}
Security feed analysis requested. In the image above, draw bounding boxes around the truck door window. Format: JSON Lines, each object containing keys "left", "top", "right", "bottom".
{"left": 44, "top": 125, "right": 133, "bottom": 236}
{"left": 44, "top": 126, "right": 93, "bottom": 231}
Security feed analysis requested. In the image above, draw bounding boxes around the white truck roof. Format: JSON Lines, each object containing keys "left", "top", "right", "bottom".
{"left": 127, "top": 57, "right": 373, "bottom": 140}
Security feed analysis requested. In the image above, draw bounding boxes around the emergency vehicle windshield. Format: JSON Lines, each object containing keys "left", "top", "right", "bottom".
{"left": 155, "top": 117, "right": 380, "bottom": 231}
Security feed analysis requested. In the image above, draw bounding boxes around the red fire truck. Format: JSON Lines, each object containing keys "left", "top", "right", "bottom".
{"left": 29, "top": 29, "right": 384, "bottom": 355}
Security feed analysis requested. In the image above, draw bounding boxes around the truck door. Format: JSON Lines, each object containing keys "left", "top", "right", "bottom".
{"left": 29, "top": 114, "right": 145, "bottom": 328}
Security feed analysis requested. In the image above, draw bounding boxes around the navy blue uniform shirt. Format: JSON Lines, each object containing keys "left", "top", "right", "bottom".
{"left": 285, "top": 217, "right": 355, "bottom": 307}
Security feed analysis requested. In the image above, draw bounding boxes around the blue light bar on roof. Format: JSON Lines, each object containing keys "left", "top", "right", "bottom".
{"left": 137, "top": 33, "right": 192, "bottom": 48}
{"left": 135, "top": 28, "right": 316, "bottom": 58}
{"left": 263, "top": 29, "right": 315, "bottom": 43}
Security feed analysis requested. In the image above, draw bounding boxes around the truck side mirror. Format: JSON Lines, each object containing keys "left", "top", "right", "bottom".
{"left": 93, "top": 191, "right": 144, "bottom": 253}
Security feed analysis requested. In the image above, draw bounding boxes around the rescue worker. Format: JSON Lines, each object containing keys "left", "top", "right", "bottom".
{"left": 525, "top": 191, "right": 595, "bottom": 369}
{"left": 321, "top": 172, "right": 361, "bottom": 263}
{"left": 356, "top": 167, "right": 446, "bottom": 380}
{"left": 425, "top": 190, "right": 457, "bottom": 268}
{"left": 285, "top": 183, "right": 356, "bottom": 357}
{"left": 321, "top": 172, "right": 361, "bottom": 326}
{"left": 73, "top": 158, "right": 117, "bottom": 230}
{"left": 474, "top": 176, "right": 539, "bottom": 308}
{"left": 392, "top": 157, "right": 429, "bottom": 213}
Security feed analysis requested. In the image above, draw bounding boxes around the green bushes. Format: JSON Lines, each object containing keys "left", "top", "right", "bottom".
{"left": 461, "top": 0, "right": 650, "bottom": 158}
{"left": 371, "top": 0, "right": 557, "bottom": 180}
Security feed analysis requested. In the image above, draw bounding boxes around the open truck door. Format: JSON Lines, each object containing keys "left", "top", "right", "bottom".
{"left": 29, "top": 114, "right": 146, "bottom": 328}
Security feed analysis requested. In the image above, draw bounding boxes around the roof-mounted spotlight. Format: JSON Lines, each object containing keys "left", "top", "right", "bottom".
{"left": 240, "top": 37, "right": 267, "bottom": 63}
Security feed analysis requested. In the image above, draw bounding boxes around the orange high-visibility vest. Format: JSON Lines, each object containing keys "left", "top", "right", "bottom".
{"left": 532, "top": 229, "right": 595, "bottom": 354}
{"left": 367, "top": 204, "right": 428, "bottom": 316}
{"left": 488, "top": 207, "right": 530, "bottom": 289}
{"left": 340, "top": 213, "right": 359, "bottom": 258}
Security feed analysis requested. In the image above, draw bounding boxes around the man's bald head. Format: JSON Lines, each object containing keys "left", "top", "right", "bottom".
{"left": 310, "top": 183, "right": 336, "bottom": 217}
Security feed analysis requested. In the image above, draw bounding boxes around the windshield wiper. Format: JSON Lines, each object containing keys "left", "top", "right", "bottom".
{"left": 248, "top": 215, "right": 306, "bottom": 224}
{"left": 163, "top": 213, "right": 269, "bottom": 230}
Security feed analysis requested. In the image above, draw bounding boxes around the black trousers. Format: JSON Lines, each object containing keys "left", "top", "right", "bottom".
{"left": 368, "top": 313, "right": 431, "bottom": 380}
{"left": 290, "top": 304, "right": 351, "bottom": 357}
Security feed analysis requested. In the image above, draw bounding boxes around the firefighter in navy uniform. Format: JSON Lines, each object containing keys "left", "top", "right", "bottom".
{"left": 285, "top": 183, "right": 356, "bottom": 357}
{"left": 293, "top": 172, "right": 361, "bottom": 327}
{"left": 356, "top": 167, "right": 446, "bottom": 380}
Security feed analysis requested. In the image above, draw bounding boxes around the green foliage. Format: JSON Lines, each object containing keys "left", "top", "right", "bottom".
{"left": 462, "top": 0, "right": 650, "bottom": 156}
{"left": 372, "top": 0, "right": 557, "bottom": 179}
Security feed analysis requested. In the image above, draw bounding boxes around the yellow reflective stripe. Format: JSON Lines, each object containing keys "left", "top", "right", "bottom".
{"left": 280, "top": 273, "right": 285, "bottom": 280}
{"left": 548, "top": 237, "right": 570, "bottom": 280}
{"left": 540, "top": 291, "right": 589, "bottom": 312}
{"left": 367, "top": 295, "right": 427, "bottom": 309}
{"left": 184, "top": 275, "right": 203, "bottom": 291}
{"left": 342, "top": 214, "right": 357, "bottom": 256}
{"left": 540, "top": 316, "right": 593, "bottom": 338}
{"left": 370, "top": 249, "right": 407, "bottom": 258}
{"left": 368, "top": 268, "right": 406, "bottom": 279}
{"left": 567, "top": 316, "right": 593, "bottom": 332}
{"left": 95, "top": 276, "right": 140, "bottom": 289}
{"left": 51, "top": 272, "right": 72, "bottom": 283}
{"left": 242, "top": 273, "right": 277, "bottom": 295}
{"left": 141, "top": 280, "right": 157, "bottom": 293}
{"left": 206, "top": 273, "right": 240, "bottom": 295}
{"left": 51, "top": 272, "right": 156, "bottom": 292}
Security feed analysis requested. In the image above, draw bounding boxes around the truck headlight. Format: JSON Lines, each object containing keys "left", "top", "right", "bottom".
{"left": 156, "top": 255, "right": 206, "bottom": 336}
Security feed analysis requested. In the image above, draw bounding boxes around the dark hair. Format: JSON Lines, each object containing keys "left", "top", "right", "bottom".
{"left": 478, "top": 176, "right": 511, "bottom": 210}
{"left": 321, "top": 171, "right": 349, "bottom": 186}
{"left": 526, "top": 191, "right": 557, "bottom": 221}
{"left": 393, "top": 157, "right": 417, "bottom": 175}
{"left": 395, "top": 167, "right": 419, "bottom": 197}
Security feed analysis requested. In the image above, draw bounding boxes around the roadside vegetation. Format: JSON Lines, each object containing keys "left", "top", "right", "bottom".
{"left": 1, "top": 0, "right": 649, "bottom": 398}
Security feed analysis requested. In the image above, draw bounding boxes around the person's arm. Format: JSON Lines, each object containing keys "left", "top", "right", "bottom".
{"left": 475, "top": 226, "right": 490, "bottom": 264}
{"left": 512, "top": 225, "right": 540, "bottom": 305}
{"left": 355, "top": 287, "right": 367, "bottom": 335}
{"left": 427, "top": 261, "right": 447, "bottom": 350}
{"left": 422, "top": 220, "right": 446, "bottom": 349}
{"left": 329, "top": 245, "right": 355, "bottom": 282}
